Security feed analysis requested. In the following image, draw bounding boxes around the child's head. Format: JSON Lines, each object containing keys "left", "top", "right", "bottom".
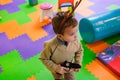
{"left": 52, "top": 12, "right": 78, "bottom": 42}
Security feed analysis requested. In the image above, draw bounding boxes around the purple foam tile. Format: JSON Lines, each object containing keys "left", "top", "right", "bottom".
{"left": 21, "top": 24, "right": 55, "bottom": 60}
{"left": 89, "top": 4, "right": 108, "bottom": 14}
{"left": 0, "top": 64, "right": 2, "bottom": 73}
{"left": 75, "top": 12, "right": 83, "bottom": 21}
{"left": 42, "top": 24, "right": 55, "bottom": 39}
{"left": 13, "top": 0, "right": 26, "bottom": 4}
{"left": 10, "top": 24, "right": 55, "bottom": 60}
{"left": 0, "top": 68, "right": 2, "bottom": 73}
{"left": 0, "top": 0, "right": 26, "bottom": 13}
{"left": 0, "top": 24, "right": 55, "bottom": 60}
{"left": 6, "top": 6, "right": 20, "bottom": 13}
{"left": 11, "top": 34, "right": 33, "bottom": 60}
{"left": 11, "top": 34, "right": 32, "bottom": 49}
{"left": 89, "top": 0, "right": 120, "bottom": 13}
{"left": 0, "top": 33, "right": 15, "bottom": 56}
{"left": 0, "top": 2, "right": 14, "bottom": 10}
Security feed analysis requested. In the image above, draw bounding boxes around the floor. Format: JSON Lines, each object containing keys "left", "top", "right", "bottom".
{"left": 0, "top": 0, "right": 120, "bottom": 80}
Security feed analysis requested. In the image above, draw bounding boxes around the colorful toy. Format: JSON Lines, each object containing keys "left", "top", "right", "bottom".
{"left": 58, "top": 0, "right": 74, "bottom": 12}
{"left": 40, "top": 2, "right": 54, "bottom": 22}
{"left": 97, "top": 40, "right": 120, "bottom": 76}
{"left": 79, "top": 8, "right": 120, "bottom": 43}
{"left": 28, "top": 0, "right": 38, "bottom": 6}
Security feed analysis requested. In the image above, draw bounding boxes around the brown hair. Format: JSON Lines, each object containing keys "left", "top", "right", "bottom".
{"left": 52, "top": 14, "right": 78, "bottom": 34}
{"left": 52, "top": 0, "right": 82, "bottom": 34}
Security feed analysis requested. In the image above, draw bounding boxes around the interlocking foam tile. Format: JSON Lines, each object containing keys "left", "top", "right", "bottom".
{"left": 0, "top": 19, "right": 48, "bottom": 41}
{"left": 0, "top": 10, "right": 32, "bottom": 25}
{"left": 0, "top": 20, "right": 25, "bottom": 39}
{"left": 107, "top": 4, "right": 120, "bottom": 10}
{"left": 103, "top": 34, "right": 120, "bottom": 45}
{"left": 89, "top": 0, "right": 120, "bottom": 13}
{"left": 0, "top": 24, "right": 55, "bottom": 60}
{"left": 9, "top": 62, "right": 31, "bottom": 80}
{"left": 0, "top": 4, "right": 37, "bottom": 24}
{"left": 0, "top": 0, "right": 26, "bottom": 13}
{"left": 0, "top": 64, "right": 2, "bottom": 73}
{"left": 0, "top": 50, "right": 23, "bottom": 70}
{"left": 35, "top": 69, "right": 54, "bottom": 80}
{"left": 0, "top": 68, "right": 2, "bottom": 73}
{"left": 14, "top": 24, "right": 54, "bottom": 60}
{"left": 0, "top": 0, "right": 12, "bottom": 5}
{"left": 86, "top": 59, "right": 120, "bottom": 80}
{"left": 25, "top": 54, "right": 46, "bottom": 75}
{"left": 81, "top": 40, "right": 96, "bottom": 67}
{"left": 86, "top": 40, "right": 110, "bottom": 54}
{"left": 0, "top": 5, "right": 53, "bottom": 41}
{"left": 108, "top": 56, "right": 120, "bottom": 76}
{"left": 75, "top": 67, "right": 98, "bottom": 80}
{"left": 0, "top": 33, "right": 14, "bottom": 56}
{"left": 76, "top": 0, "right": 95, "bottom": 17}
{"left": 27, "top": 75, "right": 36, "bottom": 80}
{"left": 0, "top": 0, "right": 120, "bottom": 80}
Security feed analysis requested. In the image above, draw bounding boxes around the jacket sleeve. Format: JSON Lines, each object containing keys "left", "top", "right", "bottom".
{"left": 39, "top": 42, "right": 57, "bottom": 72}
{"left": 74, "top": 41, "right": 84, "bottom": 66}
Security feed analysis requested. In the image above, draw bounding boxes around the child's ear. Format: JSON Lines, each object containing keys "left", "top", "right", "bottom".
{"left": 57, "top": 34, "right": 62, "bottom": 39}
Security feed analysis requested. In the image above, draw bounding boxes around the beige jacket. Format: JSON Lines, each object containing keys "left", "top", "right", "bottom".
{"left": 40, "top": 37, "right": 83, "bottom": 72}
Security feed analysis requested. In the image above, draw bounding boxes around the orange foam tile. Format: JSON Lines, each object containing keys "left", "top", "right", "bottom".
{"left": 23, "top": 11, "right": 50, "bottom": 41}
{"left": 27, "top": 75, "right": 36, "bottom": 80}
{"left": 86, "top": 59, "right": 120, "bottom": 80}
{"left": 75, "top": 0, "right": 94, "bottom": 8}
{"left": 0, "top": 0, "right": 12, "bottom": 5}
{"left": 0, "top": 5, "right": 51, "bottom": 41}
{"left": 0, "top": 20, "right": 24, "bottom": 39}
{"left": 77, "top": 8, "right": 95, "bottom": 17}
{"left": 86, "top": 40, "right": 110, "bottom": 54}
{"left": 76, "top": 0, "right": 94, "bottom": 17}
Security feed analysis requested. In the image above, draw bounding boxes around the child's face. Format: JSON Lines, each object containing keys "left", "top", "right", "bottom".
{"left": 60, "top": 26, "right": 78, "bottom": 42}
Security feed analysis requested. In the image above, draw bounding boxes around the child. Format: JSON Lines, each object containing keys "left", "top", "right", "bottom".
{"left": 39, "top": 1, "right": 83, "bottom": 80}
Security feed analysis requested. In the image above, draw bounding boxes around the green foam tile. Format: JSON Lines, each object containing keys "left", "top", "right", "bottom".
{"left": 0, "top": 62, "right": 31, "bottom": 80}
{"left": 13, "top": 62, "right": 31, "bottom": 80}
{"left": 103, "top": 34, "right": 120, "bottom": 45}
{"left": 0, "top": 50, "right": 24, "bottom": 71}
{"left": 0, "top": 3, "right": 37, "bottom": 25}
{"left": 81, "top": 40, "right": 96, "bottom": 67}
{"left": 13, "top": 11, "right": 32, "bottom": 25}
{"left": 75, "top": 67, "right": 98, "bottom": 80}
{"left": 38, "top": 0, "right": 57, "bottom": 5}
{"left": 25, "top": 53, "right": 46, "bottom": 75}
{"left": 107, "top": 4, "right": 120, "bottom": 10}
{"left": 19, "top": 3, "right": 38, "bottom": 14}
{"left": 78, "top": 31, "right": 83, "bottom": 40}
{"left": 0, "top": 10, "right": 32, "bottom": 25}
{"left": 35, "top": 69, "right": 54, "bottom": 80}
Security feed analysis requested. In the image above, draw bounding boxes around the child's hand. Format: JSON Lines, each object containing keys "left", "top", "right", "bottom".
{"left": 73, "top": 68, "right": 80, "bottom": 72}
{"left": 56, "top": 64, "right": 69, "bottom": 74}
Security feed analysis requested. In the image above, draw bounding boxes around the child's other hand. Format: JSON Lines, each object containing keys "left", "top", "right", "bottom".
{"left": 56, "top": 64, "right": 69, "bottom": 74}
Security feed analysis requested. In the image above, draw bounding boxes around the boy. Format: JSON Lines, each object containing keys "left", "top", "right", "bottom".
{"left": 40, "top": 1, "right": 83, "bottom": 80}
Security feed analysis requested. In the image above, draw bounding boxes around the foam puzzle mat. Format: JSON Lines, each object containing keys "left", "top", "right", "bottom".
{"left": 0, "top": 0, "right": 120, "bottom": 80}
